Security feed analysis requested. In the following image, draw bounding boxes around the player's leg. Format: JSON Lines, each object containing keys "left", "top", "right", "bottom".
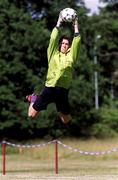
{"left": 59, "top": 112, "right": 71, "bottom": 124}
{"left": 28, "top": 102, "right": 39, "bottom": 117}
{"left": 55, "top": 87, "right": 71, "bottom": 124}
{"left": 26, "top": 87, "right": 54, "bottom": 118}
{"left": 26, "top": 94, "right": 38, "bottom": 118}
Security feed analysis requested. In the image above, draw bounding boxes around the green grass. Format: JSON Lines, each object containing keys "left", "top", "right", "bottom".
{"left": 0, "top": 138, "right": 118, "bottom": 179}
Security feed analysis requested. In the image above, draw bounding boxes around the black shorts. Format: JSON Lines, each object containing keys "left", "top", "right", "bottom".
{"left": 33, "top": 86, "right": 70, "bottom": 115}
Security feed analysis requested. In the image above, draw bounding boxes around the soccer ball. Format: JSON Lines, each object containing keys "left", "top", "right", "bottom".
{"left": 61, "top": 8, "right": 77, "bottom": 22}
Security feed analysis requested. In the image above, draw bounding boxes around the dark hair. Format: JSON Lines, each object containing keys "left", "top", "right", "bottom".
{"left": 59, "top": 35, "right": 71, "bottom": 50}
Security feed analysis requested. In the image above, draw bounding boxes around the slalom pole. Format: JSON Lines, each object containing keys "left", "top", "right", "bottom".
{"left": 54, "top": 140, "right": 58, "bottom": 174}
{"left": 2, "top": 141, "right": 6, "bottom": 175}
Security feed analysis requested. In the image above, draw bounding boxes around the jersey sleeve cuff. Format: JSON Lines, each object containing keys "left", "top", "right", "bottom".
{"left": 74, "top": 32, "right": 80, "bottom": 37}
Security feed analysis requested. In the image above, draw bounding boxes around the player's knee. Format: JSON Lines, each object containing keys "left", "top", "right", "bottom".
{"left": 28, "top": 103, "right": 38, "bottom": 118}
{"left": 28, "top": 112, "right": 35, "bottom": 118}
{"left": 28, "top": 110, "right": 39, "bottom": 118}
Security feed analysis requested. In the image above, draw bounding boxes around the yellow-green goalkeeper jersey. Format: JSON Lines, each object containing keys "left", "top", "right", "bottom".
{"left": 45, "top": 27, "right": 81, "bottom": 89}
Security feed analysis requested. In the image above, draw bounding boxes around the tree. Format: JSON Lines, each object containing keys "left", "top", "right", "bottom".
{"left": 1, "top": 0, "right": 117, "bottom": 139}
{"left": 0, "top": 0, "right": 50, "bottom": 138}
{"left": 0, "top": 0, "right": 94, "bottom": 138}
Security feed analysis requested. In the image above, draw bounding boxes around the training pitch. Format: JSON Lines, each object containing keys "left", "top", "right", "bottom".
{"left": 0, "top": 138, "right": 118, "bottom": 179}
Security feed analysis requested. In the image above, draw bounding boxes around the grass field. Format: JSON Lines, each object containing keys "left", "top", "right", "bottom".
{"left": 0, "top": 138, "right": 118, "bottom": 179}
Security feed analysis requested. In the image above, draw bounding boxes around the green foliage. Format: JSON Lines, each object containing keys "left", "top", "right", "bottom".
{"left": 0, "top": 0, "right": 49, "bottom": 135}
{"left": 90, "top": 106, "right": 118, "bottom": 137}
{"left": 0, "top": 0, "right": 118, "bottom": 139}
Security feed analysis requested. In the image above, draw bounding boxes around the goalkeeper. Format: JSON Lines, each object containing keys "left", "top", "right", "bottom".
{"left": 26, "top": 12, "right": 81, "bottom": 124}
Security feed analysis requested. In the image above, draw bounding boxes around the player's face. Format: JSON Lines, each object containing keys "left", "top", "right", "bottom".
{"left": 60, "top": 39, "right": 70, "bottom": 54}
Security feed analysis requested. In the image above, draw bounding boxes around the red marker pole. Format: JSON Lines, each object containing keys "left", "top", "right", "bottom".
{"left": 55, "top": 140, "right": 58, "bottom": 174}
{"left": 2, "top": 141, "right": 6, "bottom": 175}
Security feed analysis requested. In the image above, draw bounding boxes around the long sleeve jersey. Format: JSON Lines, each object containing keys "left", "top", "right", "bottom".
{"left": 45, "top": 27, "right": 81, "bottom": 89}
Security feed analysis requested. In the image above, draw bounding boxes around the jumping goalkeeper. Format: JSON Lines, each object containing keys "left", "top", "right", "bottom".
{"left": 26, "top": 11, "right": 81, "bottom": 124}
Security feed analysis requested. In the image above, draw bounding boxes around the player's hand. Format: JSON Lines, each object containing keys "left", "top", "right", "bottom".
{"left": 56, "top": 11, "right": 64, "bottom": 27}
{"left": 73, "top": 15, "right": 79, "bottom": 33}
{"left": 59, "top": 11, "right": 63, "bottom": 22}
{"left": 73, "top": 15, "right": 78, "bottom": 26}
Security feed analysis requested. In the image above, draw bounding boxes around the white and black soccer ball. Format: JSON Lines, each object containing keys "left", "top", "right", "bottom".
{"left": 61, "top": 8, "right": 77, "bottom": 22}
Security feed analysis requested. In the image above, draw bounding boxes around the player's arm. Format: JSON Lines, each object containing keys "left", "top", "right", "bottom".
{"left": 73, "top": 16, "right": 79, "bottom": 34}
{"left": 47, "top": 14, "right": 63, "bottom": 62}
{"left": 70, "top": 17, "right": 81, "bottom": 62}
{"left": 56, "top": 12, "right": 63, "bottom": 28}
{"left": 47, "top": 28, "right": 58, "bottom": 62}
